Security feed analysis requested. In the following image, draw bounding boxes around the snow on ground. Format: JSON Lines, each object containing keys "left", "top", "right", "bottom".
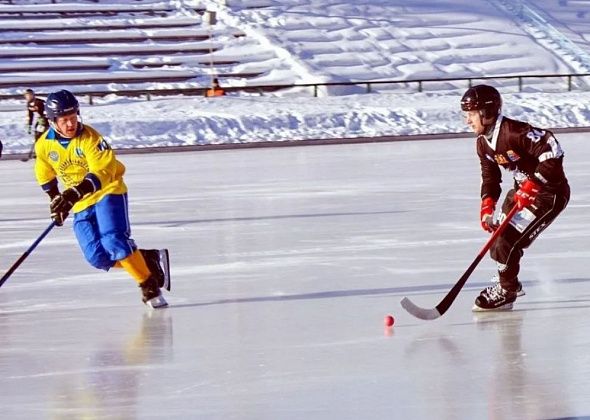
{"left": 2, "top": 90, "right": 590, "bottom": 154}
{"left": 2, "top": 1, "right": 590, "bottom": 154}
{"left": 218, "top": 0, "right": 576, "bottom": 80}
{"left": 0, "top": 0, "right": 293, "bottom": 95}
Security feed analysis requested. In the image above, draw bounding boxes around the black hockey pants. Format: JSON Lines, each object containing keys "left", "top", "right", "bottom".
{"left": 490, "top": 184, "right": 570, "bottom": 292}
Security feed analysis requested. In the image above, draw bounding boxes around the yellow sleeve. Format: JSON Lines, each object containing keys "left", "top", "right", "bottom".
{"left": 34, "top": 135, "right": 58, "bottom": 193}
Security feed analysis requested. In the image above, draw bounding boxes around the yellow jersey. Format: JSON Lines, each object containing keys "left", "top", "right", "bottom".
{"left": 34, "top": 124, "right": 127, "bottom": 213}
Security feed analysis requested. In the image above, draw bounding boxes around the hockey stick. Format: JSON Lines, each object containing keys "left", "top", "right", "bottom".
{"left": 401, "top": 205, "right": 519, "bottom": 320}
{"left": 20, "top": 136, "right": 36, "bottom": 162}
{"left": 0, "top": 221, "right": 56, "bottom": 289}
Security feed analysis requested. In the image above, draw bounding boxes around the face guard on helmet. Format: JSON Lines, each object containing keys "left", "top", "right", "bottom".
{"left": 460, "top": 84, "right": 502, "bottom": 126}
{"left": 45, "top": 89, "right": 82, "bottom": 138}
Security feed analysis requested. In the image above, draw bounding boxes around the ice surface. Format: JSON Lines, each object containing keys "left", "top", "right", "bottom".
{"left": 0, "top": 135, "right": 589, "bottom": 419}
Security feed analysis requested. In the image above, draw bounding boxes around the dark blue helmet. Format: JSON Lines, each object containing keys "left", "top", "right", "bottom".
{"left": 45, "top": 89, "right": 79, "bottom": 120}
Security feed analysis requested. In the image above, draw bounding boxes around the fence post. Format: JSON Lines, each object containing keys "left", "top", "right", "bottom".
{"left": 314, "top": 85, "right": 318, "bottom": 97}
{"left": 367, "top": 83, "right": 371, "bottom": 93}
{"left": 568, "top": 75, "right": 572, "bottom": 91}
{"left": 418, "top": 81, "right": 422, "bottom": 92}
{"left": 518, "top": 77, "right": 523, "bottom": 92}
{"left": 88, "top": 94, "right": 93, "bottom": 105}
{"left": 205, "top": 10, "right": 217, "bottom": 25}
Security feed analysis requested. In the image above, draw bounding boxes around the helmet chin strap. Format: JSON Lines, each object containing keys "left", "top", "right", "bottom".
{"left": 479, "top": 111, "right": 498, "bottom": 137}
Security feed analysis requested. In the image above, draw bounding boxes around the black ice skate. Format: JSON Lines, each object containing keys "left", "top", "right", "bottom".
{"left": 141, "top": 248, "right": 171, "bottom": 291}
{"left": 490, "top": 275, "right": 525, "bottom": 297}
{"left": 472, "top": 283, "right": 517, "bottom": 312}
{"left": 139, "top": 275, "right": 168, "bottom": 309}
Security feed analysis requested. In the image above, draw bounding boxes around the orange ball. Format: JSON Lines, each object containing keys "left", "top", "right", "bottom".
{"left": 384, "top": 314, "right": 395, "bottom": 327}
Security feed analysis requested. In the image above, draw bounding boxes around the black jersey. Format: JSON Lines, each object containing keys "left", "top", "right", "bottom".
{"left": 477, "top": 116, "right": 568, "bottom": 201}
{"left": 27, "top": 97, "right": 48, "bottom": 126}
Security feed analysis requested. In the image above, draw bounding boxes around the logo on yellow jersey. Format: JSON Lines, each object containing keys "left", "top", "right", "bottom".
{"left": 49, "top": 151, "right": 59, "bottom": 162}
{"left": 97, "top": 139, "right": 111, "bottom": 152}
{"left": 58, "top": 158, "right": 90, "bottom": 186}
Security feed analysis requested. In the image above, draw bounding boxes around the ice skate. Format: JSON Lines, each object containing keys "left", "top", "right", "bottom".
{"left": 145, "top": 295, "right": 168, "bottom": 309}
{"left": 141, "top": 248, "right": 171, "bottom": 291}
{"left": 490, "top": 275, "right": 525, "bottom": 297}
{"left": 139, "top": 275, "right": 168, "bottom": 309}
{"left": 472, "top": 283, "right": 517, "bottom": 312}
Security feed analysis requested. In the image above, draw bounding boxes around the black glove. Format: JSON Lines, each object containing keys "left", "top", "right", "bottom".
{"left": 51, "top": 208, "right": 69, "bottom": 226}
{"left": 48, "top": 179, "right": 96, "bottom": 226}
{"left": 50, "top": 187, "right": 83, "bottom": 214}
{"left": 50, "top": 188, "right": 82, "bottom": 226}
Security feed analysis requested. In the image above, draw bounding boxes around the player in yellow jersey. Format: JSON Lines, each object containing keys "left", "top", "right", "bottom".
{"left": 34, "top": 89, "right": 170, "bottom": 308}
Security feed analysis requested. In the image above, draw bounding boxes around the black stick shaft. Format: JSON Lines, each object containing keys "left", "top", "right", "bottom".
{"left": 0, "top": 221, "right": 56, "bottom": 288}
{"left": 401, "top": 205, "right": 519, "bottom": 320}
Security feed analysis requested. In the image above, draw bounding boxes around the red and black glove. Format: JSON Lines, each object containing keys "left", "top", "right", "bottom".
{"left": 480, "top": 197, "right": 497, "bottom": 232}
{"left": 514, "top": 179, "right": 540, "bottom": 210}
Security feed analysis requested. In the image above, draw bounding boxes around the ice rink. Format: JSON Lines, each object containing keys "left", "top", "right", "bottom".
{"left": 0, "top": 135, "right": 589, "bottom": 419}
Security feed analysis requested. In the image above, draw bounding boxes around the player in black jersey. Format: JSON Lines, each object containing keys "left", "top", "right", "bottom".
{"left": 461, "top": 85, "right": 570, "bottom": 311}
{"left": 24, "top": 88, "right": 48, "bottom": 141}
{"left": 23, "top": 89, "right": 49, "bottom": 160}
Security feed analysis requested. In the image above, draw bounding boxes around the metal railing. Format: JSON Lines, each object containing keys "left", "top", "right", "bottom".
{"left": 0, "top": 73, "right": 589, "bottom": 103}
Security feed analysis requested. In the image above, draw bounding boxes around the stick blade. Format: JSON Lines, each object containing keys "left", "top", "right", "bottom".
{"left": 400, "top": 297, "right": 442, "bottom": 320}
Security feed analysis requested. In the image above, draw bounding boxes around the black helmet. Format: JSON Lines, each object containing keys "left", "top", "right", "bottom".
{"left": 45, "top": 89, "right": 79, "bottom": 120}
{"left": 460, "top": 84, "right": 502, "bottom": 124}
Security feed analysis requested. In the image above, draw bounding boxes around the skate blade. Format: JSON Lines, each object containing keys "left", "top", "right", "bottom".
{"left": 159, "top": 248, "right": 171, "bottom": 291}
{"left": 472, "top": 302, "right": 513, "bottom": 312}
{"left": 146, "top": 295, "right": 168, "bottom": 309}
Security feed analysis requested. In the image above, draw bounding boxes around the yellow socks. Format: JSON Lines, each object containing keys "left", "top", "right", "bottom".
{"left": 118, "top": 250, "right": 151, "bottom": 284}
